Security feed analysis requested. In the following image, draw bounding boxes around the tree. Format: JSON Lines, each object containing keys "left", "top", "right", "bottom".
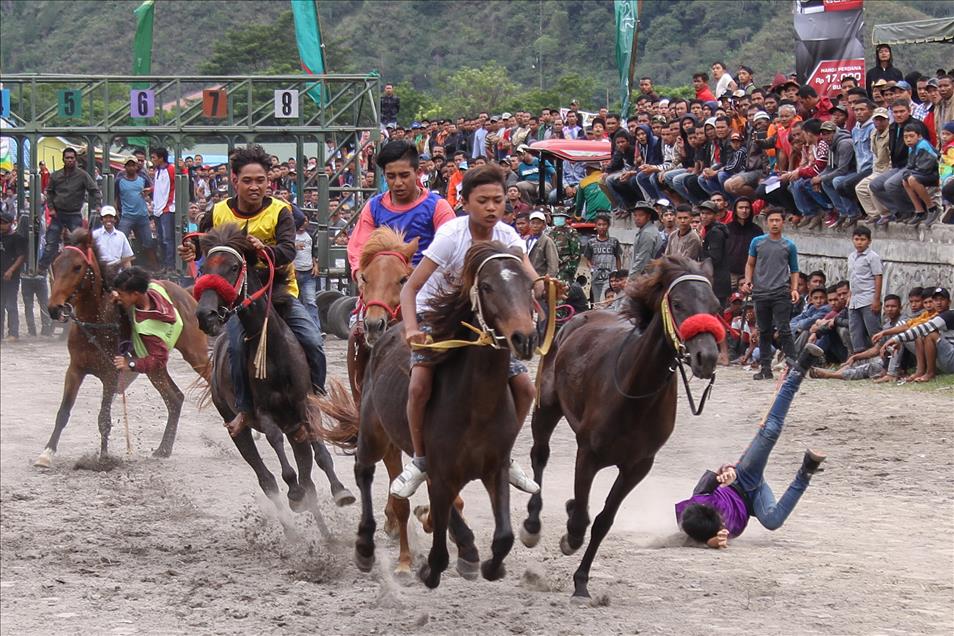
{"left": 436, "top": 64, "right": 519, "bottom": 116}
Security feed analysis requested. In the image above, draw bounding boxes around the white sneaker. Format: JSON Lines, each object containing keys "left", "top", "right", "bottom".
{"left": 390, "top": 461, "right": 427, "bottom": 499}
{"left": 508, "top": 459, "right": 540, "bottom": 494}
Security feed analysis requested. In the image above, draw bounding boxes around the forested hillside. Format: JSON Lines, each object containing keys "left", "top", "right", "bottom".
{"left": 1, "top": 0, "right": 950, "bottom": 113}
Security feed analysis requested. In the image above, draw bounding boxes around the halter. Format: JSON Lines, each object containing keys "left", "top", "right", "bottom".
{"left": 192, "top": 244, "right": 276, "bottom": 316}
{"left": 57, "top": 244, "right": 104, "bottom": 317}
{"left": 612, "top": 273, "right": 725, "bottom": 415}
{"left": 357, "top": 250, "right": 410, "bottom": 323}
{"left": 468, "top": 253, "right": 524, "bottom": 349}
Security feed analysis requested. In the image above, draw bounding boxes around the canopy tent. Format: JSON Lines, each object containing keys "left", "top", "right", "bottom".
{"left": 872, "top": 17, "right": 954, "bottom": 45}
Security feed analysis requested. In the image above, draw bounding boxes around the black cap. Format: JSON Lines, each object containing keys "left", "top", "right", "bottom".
{"left": 930, "top": 287, "right": 950, "bottom": 300}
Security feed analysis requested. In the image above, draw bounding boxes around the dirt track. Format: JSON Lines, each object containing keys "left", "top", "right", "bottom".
{"left": 1, "top": 334, "right": 952, "bottom": 635}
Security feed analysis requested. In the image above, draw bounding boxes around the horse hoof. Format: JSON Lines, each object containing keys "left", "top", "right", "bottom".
{"left": 570, "top": 592, "right": 591, "bottom": 605}
{"left": 456, "top": 558, "right": 480, "bottom": 581}
{"left": 333, "top": 488, "right": 356, "bottom": 507}
{"left": 560, "top": 534, "right": 579, "bottom": 556}
{"left": 480, "top": 560, "right": 506, "bottom": 582}
{"left": 393, "top": 561, "right": 413, "bottom": 579}
{"left": 152, "top": 446, "right": 172, "bottom": 458}
{"left": 34, "top": 448, "right": 54, "bottom": 469}
{"left": 354, "top": 548, "right": 375, "bottom": 573}
{"left": 418, "top": 565, "right": 441, "bottom": 589}
{"left": 519, "top": 524, "right": 541, "bottom": 548}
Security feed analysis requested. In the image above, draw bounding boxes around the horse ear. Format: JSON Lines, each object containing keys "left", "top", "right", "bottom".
{"left": 404, "top": 236, "right": 420, "bottom": 260}
{"left": 700, "top": 258, "right": 714, "bottom": 282}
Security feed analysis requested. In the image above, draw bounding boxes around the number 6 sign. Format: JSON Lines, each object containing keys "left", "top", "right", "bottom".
{"left": 130, "top": 89, "right": 156, "bottom": 118}
{"left": 274, "top": 89, "right": 299, "bottom": 118}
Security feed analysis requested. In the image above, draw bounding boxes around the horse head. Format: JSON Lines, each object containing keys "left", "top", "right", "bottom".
{"left": 629, "top": 256, "right": 723, "bottom": 379}
{"left": 48, "top": 227, "right": 103, "bottom": 320}
{"left": 193, "top": 224, "right": 258, "bottom": 336}
{"left": 359, "top": 228, "right": 418, "bottom": 346}
{"left": 430, "top": 241, "right": 537, "bottom": 360}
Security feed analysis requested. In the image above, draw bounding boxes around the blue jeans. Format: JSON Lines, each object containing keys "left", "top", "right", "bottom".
{"left": 822, "top": 177, "right": 860, "bottom": 218}
{"left": 39, "top": 212, "right": 84, "bottom": 269}
{"left": 227, "top": 297, "right": 328, "bottom": 413}
{"left": 295, "top": 269, "right": 321, "bottom": 328}
{"left": 734, "top": 370, "right": 811, "bottom": 530}
{"left": 697, "top": 173, "right": 723, "bottom": 196}
{"left": 670, "top": 171, "right": 697, "bottom": 202}
{"left": 635, "top": 170, "right": 663, "bottom": 201}
{"left": 869, "top": 168, "right": 913, "bottom": 218}
{"left": 790, "top": 179, "right": 832, "bottom": 217}
{"left": 153, "top": 213, "right": 175, "bottom": 268}
{"left": 118, "top": 214, "right": 155, "bottom": 249}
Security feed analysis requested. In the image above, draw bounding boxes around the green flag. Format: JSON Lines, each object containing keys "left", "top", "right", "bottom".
{"left": 614, "top": 0, "right": 638, "bottom": 117}
{"left": 130, "top": 0, "right": 155, "bottom": 146}
{"left": 290, "top": 0, "right": 326, "bottom": 104}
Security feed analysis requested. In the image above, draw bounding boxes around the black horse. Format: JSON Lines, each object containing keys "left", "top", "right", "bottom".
{"left": 192, "top": 224, "right": 353, "bottom": 520}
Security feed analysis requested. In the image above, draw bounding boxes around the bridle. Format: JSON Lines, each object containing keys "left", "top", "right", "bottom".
{"left": 192, "top": 244, "right": 276, "bottom": 322}
{"left": 356, "top": 250, "right": 410, "bottom": 323}
{"left": 468, "top": 252, "right": 524, "bottom": 349}
{"left": 612, "top": 273, "right": 724, "bottom": 415}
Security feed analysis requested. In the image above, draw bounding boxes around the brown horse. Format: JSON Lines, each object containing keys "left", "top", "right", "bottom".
{"left": 521, "top": 256, "right": 724, "bottom": 600}
{"left": 193, "top": 224, "right": 353, "bottom": 518}
{"left": 320, "top": 241, "right": 539, "bottom": 587}
{"left": 37, "top": 228, "right": 209, "bottom": 467}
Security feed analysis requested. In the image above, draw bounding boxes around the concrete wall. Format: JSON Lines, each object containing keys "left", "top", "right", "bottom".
{"left": 611, "top": 218, "right": 954, "bottom": 297}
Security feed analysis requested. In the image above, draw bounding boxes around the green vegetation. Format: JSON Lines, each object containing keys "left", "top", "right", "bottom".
{"left": 2, "top": 0, "right": 950, "bottom": 115}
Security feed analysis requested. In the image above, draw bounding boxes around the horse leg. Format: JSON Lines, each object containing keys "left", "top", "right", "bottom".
{"left": 561, "top": 447, "right": 598, "bottom": 556}
{"left": 521, "top": 402, "right": 564, "bottom": 547}
{"left": 146, "top": 368, "right": 184, "bottom": 458}
{"left": 481, "top": 466, "right": 514, "bottom": 582}
{"left": 97, "top": 373, "right": 117, "bottom": 458}
{"left": 571, "top": 458, "right": 654, "bottom": 601}
{"left": 381, "top": 444, "right": 413, "bottom": 575}
{"left": 35, "top": 365, "right": 85, "bottom": 467}
{"left": 311, "top": 440, "right": 356, "bottom": 507}
{"left": 353, "top": 457, "right": 377, "bottom": 572}
{"left": 382, "top": 444, "right": 402, "bottom": 538}
{"left": 262, "top": 422, "right": 303, "bottom": 502}
{"left": 419, "top": 482, "right": 453, "bottom": 589}
{"left": 449, "top": 503, "right": 480, "bottom": 581}
{"left": 290, "top": 439, "right": 330, "bottom": 539}
{"left": 230, "top": 427, "right": 282, "bottom": 502}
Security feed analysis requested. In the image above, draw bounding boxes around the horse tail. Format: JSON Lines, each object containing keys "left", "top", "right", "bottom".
{"left": 314, "top": 378, "right": 360, "bottom": 451}
{"left": 188, "top": 374, "right": 214, "bottom": 411}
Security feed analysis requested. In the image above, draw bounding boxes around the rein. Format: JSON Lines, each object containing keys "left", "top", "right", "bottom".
{"left": 611, "top": 273, "right": 721, "bottom": 415}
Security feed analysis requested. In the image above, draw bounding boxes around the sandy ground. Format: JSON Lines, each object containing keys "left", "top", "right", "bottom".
{"left": 1, "top": 330, "right": 953, "bottom": 636}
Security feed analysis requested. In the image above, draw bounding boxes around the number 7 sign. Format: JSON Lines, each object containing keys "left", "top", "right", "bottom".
{"left": 202, "top": 88, "right": 228, "bottom": 119}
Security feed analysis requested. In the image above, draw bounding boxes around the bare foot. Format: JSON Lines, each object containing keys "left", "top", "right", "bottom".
{"left": 913, "top": 373, "right": 935, "bottom": 383}
{"left": 224, "top": 412, "right": 249, "bottom": 438}
{"left": 871, "top": 374, "right": 896, "bottom": 384}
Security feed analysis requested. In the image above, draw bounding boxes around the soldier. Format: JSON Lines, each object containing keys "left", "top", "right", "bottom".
{"left": 547, "top": 208, "right": 581, "bottom": 286}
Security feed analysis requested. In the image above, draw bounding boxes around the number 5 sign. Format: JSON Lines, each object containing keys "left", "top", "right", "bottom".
{"left": 130, "top": 89, "right": 156, "bottom": 118}
{"left": 57, "top": 89, "right": 83, "bottom": 118}
{"left": 274, "top": 89, "right": 299, "bottom": 118}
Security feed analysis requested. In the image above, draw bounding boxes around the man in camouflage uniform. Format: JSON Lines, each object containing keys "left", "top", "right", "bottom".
{"left": 547, "top": 208, "right": 581, "bottom": 286}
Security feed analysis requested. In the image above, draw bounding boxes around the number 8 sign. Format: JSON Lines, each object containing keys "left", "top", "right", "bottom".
{"left": 130, "top": 89, "right": 156, "bottom": 118}
{"left": 274, "top": 89, "right": 299, "bottom": 118}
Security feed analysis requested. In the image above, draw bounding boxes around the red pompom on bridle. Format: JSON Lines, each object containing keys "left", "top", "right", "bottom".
{"left": 193, "top": 273, "right": 241, "bottom": 305}
{"left": 678, "top": 313, "right": 726, "bottom": 344}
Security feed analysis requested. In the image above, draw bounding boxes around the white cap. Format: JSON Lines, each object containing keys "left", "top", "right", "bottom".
{"left": 99, "top": 204, "right": 117, "bottom": 217}
{"left": 704, "top": 117, "right": 717, "bottom": 127}
{"left": 656, "top": 198, "right": 672, "bottom": 208}
{"left": 501, "top": 112, "right": 513, "bottom": 119}
{"left": 529, "top": 211, "right": 547, "bottom": 222}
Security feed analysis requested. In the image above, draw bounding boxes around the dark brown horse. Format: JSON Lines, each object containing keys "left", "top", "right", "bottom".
{"left": 320, "top": 241, "right": 538, "bottom": 587}
{"left": 521, "top": 256, "right": 724, "bottom": 600}
{"left": 193, "top": 224, "right": 353, "bottom": 518}
{"left": 37, "top": 228, "right": 209, "bottom": 467}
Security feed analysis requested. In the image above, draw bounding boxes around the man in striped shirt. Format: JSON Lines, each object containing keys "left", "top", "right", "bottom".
{"left": 882, "top": 287, "right": 953, "bottom": 382}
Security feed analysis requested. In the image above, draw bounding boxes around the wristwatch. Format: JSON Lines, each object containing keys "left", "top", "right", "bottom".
{"left": 127, "top": 359, "right": 137, "bottom": 371}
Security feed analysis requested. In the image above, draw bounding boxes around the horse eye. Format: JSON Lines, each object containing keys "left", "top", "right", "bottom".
{"left": 73, "top": 265, "right": 82, "bottom": 272}
{"left": 479, "top": 282, "right": 493, "bottom": 293}
{"left": 360, "top": 274, "right": 367, "bottom": 284}
{"left": 399, "top": 276, "right": 408, "bottom": 285}
{"left": 230, "top": 263, "right": 239, "bottom": 273}
{"left": 672, "top": 300, "right": 683, "bottom": 310}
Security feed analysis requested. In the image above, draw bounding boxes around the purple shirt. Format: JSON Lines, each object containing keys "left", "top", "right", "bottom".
{"left": 675, "top": 487, "right": 750, "bottom": 538}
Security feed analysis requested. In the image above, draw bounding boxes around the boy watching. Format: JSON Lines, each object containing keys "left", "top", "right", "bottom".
{"left": 810, "top": 294, "right": 903, "bottom": 381}
{"left": 900, "top": 123, "right": 940, "bottom": 226}
{"left": 883, "top": 288, "right": 953, "bottom": 382}
{"left": 846, "top": 225, "right": 883, "bottom": 353}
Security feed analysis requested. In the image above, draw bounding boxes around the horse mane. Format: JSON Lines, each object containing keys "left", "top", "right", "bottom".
{"left": 424, "top": 240, "right": 522, "bottom": 341}
{"left": 622, "top": 256, "right": 709, "bottom": 329}
{"left": 64, "top": 227, "right": 117, "bottom": 290}
{"left": 359, "top": 227, "right": 411, "bottom": 272}
{"left": 198, "top": 223, "right": 290, "bottom": 293}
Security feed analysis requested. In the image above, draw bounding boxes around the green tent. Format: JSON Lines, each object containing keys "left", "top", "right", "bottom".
{"left": 872, "top": 17, "right": 954, "bottom": 45}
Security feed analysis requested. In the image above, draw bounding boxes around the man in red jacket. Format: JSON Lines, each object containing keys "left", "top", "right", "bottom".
{"left": 693, "top": 72, "right": 716, "bottom": 102}
{"left": 797, "top": 86, "right": 833, "bottom": 122}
